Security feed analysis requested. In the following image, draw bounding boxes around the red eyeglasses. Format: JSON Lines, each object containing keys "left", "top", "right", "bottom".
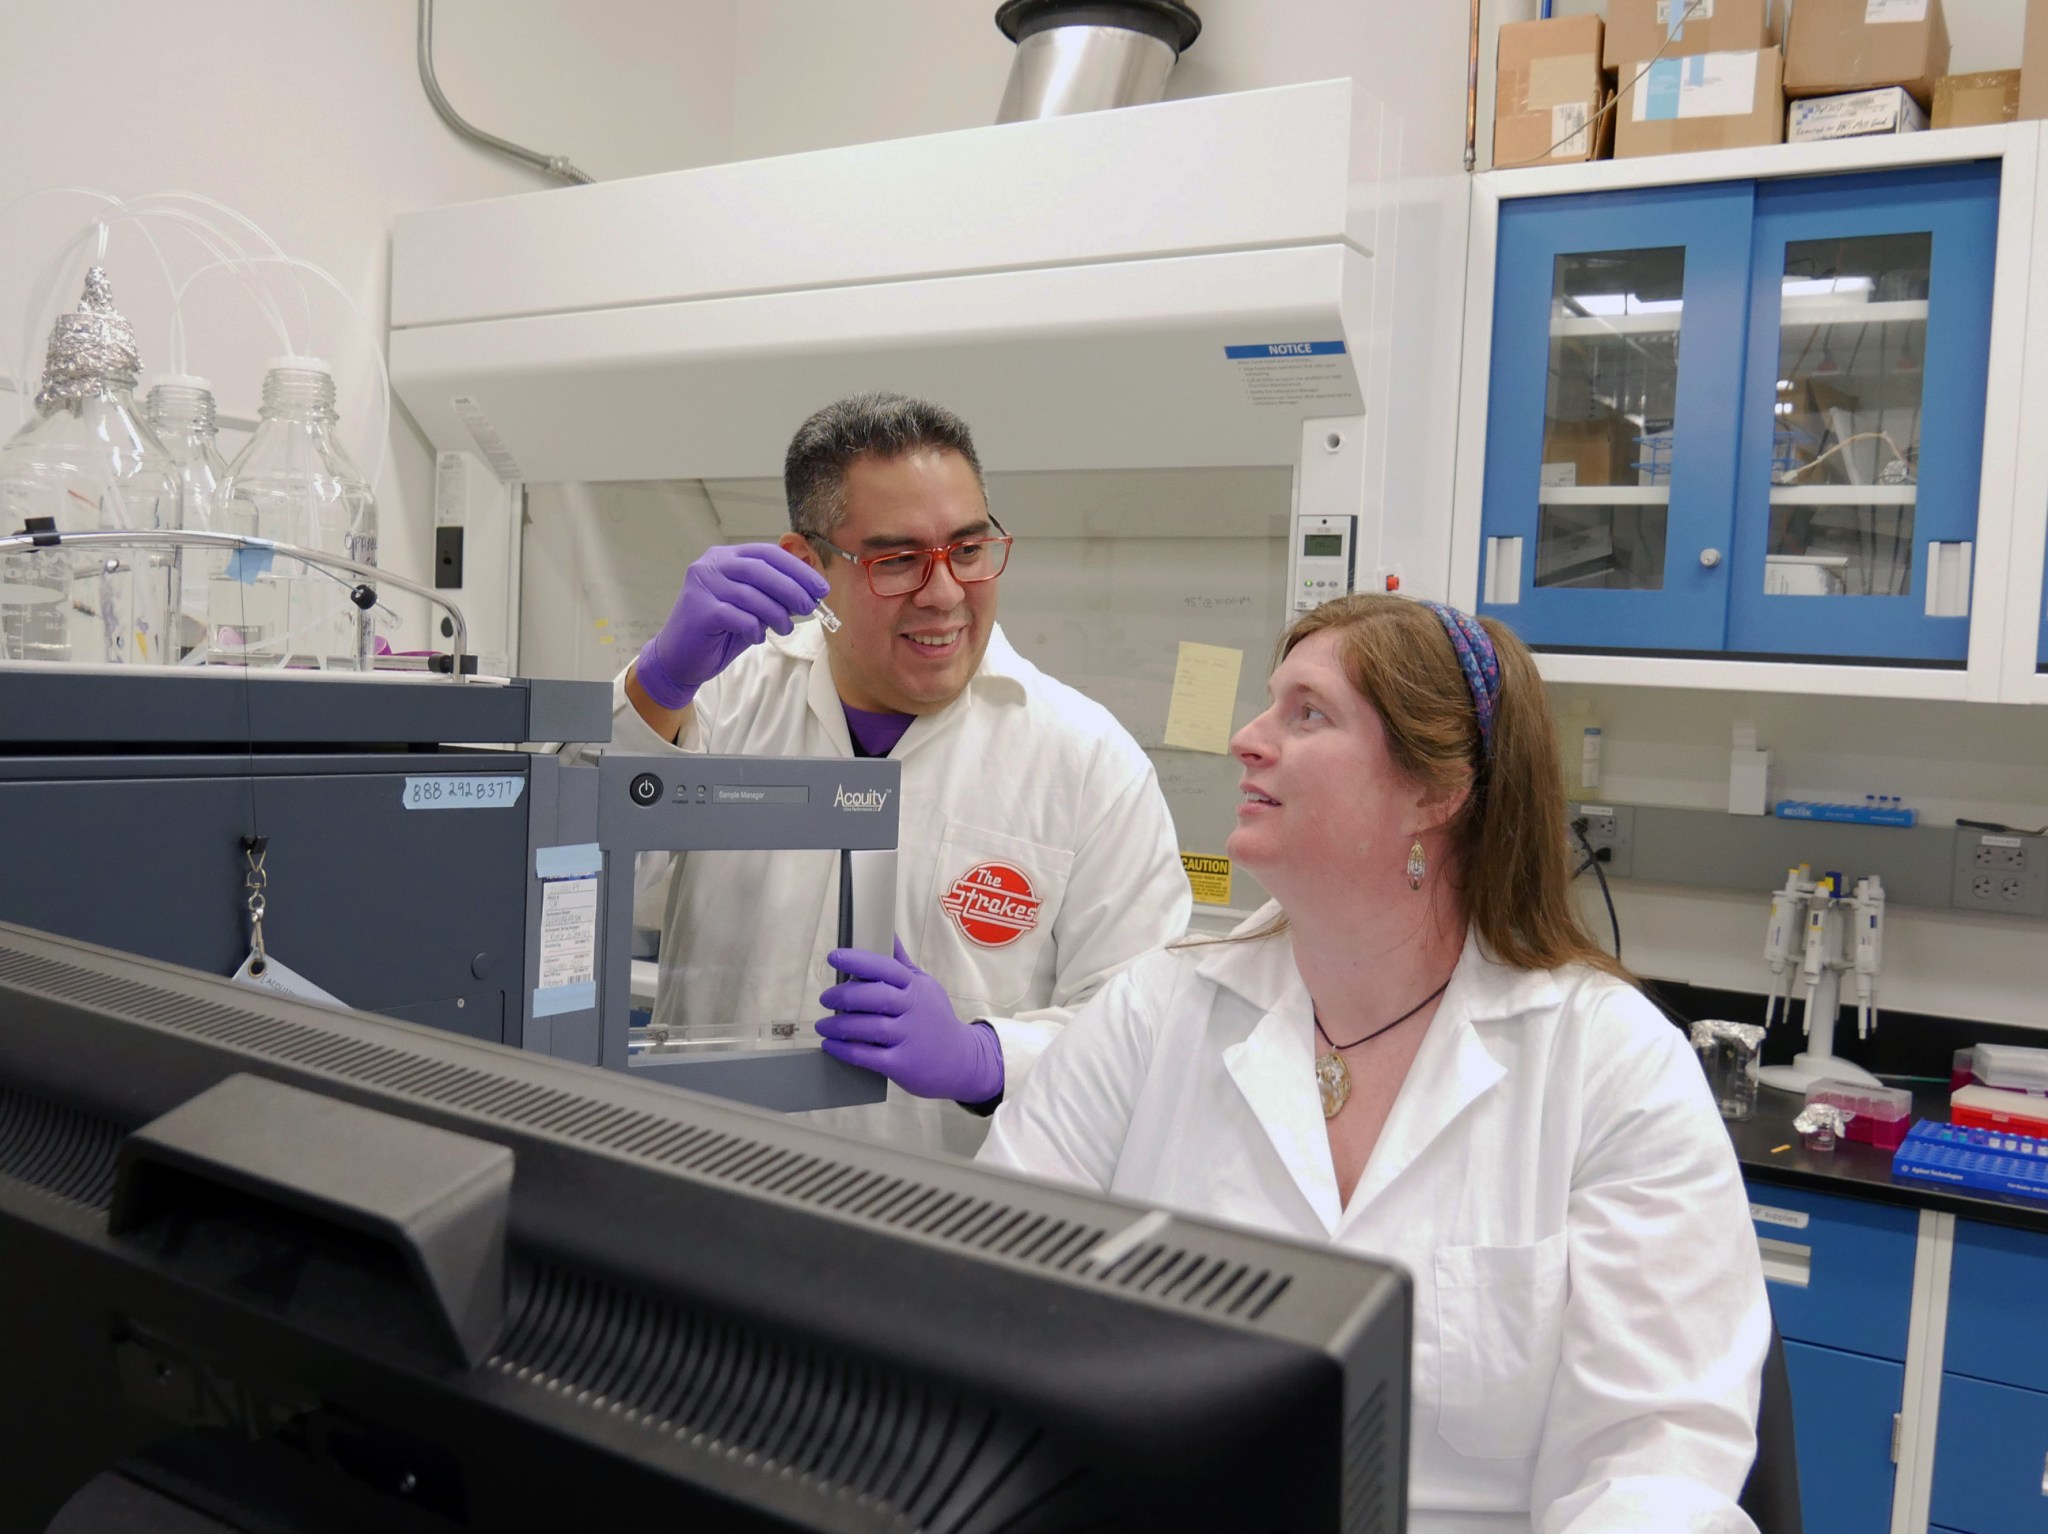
{"left": 809, "top": 517, "right": 1013, "bottom": 597}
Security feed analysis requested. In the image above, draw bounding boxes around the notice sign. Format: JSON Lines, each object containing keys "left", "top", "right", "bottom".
{"left": 1181, "top": 853, "right": 1233, "bottom": 906}
{"left": 1224, "top": 341, "right": 1360, "bottom": 410}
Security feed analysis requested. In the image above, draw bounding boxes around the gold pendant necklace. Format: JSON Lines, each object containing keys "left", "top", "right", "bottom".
{"left": 1312, "top": 974, "right": 1453, "bottom": 1121}
{"left": 1315, "top": 1051, "right": 1352, "bottom": 1119}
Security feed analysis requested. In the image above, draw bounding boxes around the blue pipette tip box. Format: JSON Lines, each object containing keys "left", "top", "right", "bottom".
{"left": 1775, "top": 801, "right": 1916, "bottom": 827}
{"left": 1892, "top": 1120, "right": 2048, "bottom": 1203}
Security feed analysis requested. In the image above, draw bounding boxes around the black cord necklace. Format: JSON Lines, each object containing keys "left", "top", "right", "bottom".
{"left": 1312, "top": 976, "right": 1452, "bottom": 1120}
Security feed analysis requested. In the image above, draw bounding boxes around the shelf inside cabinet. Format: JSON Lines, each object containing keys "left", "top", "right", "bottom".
{"left": 1537, "top": 485, "right": 1670, "bottom": 504}
{"left": 1779, "top": 297, "right": 1928, "bottom": 326}
{"left": 1767, "top": 484, "right": 1917, "bottom": 504}
{"left": 1549, "top": 312, "right": 1682, "bottom": 337}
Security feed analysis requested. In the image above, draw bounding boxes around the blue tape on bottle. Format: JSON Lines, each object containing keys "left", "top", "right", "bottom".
{"left": 223, "top": 546, "right": 274, "bottom": 584}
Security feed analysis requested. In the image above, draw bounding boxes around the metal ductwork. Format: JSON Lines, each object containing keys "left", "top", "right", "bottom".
{"left": 994, "top": 1, "right": 1203, "bottom": 123}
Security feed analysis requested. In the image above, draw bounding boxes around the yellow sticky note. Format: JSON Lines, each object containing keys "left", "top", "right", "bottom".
{"left": 1181, "top": 852, "right": 1233, "bottom": 906}
{"left": 1162, "top": 641, "right": 1244, "bottom": 754}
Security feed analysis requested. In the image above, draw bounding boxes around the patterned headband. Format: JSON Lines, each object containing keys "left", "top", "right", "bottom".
{"left": 1421, "top": 601, "right": 1500, "bottom": 758}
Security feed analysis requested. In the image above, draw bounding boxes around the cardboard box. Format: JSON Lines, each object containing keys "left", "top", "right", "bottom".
{"left": 1787, "top": 86, "right": 1928, "bottom": 140}
{"left": 2022, "top": 0, "right": 2048, "bottom": 120}
{"left": 1785, "top": 0, "right": 1950, "bottom": 109}
{"left": 1616, "top": 46, "right": 1786, "bottom": 158}
{"left": 1933, "top": 70, "right": 2021, "bottom": 129}
{"left": 1605, "top": 0, "right": 1781, "bottom": 74}
{"left": 1540, "top": 410, "right": 1641, "bottom": 489}
{"left": 1495, "top": 15, "right": 1612, "bottom": 167}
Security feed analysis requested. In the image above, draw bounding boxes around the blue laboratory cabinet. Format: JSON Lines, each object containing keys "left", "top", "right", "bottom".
{"left": 1931, "top": 1219, "right": 2048, "bottom": 1533}
{"left": 1480, "top": 162, "right": 1999, "bottom": 663}
{"left": 1749, "top": 1181, "right": 1919, "bottom": 1534}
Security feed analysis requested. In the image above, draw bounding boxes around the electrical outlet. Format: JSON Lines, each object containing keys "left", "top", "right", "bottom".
{"left": 1952, "top": 831, "right": 2048, "bottom": 915}
{"left": 1569, "top": 803, "right": 1634, "bottom": 879}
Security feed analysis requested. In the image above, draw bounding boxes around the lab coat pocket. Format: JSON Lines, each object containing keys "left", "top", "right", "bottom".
{"left": 1434, "top": 1232, "right": 1569, "bottom": 1460}
{"left": 918, "top": 822, "right": 1073, "bottom": 1015}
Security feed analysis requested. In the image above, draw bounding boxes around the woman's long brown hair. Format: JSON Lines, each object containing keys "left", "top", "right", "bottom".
{"left": 1247, "top": 594, "right": 1630, "bottom": 983}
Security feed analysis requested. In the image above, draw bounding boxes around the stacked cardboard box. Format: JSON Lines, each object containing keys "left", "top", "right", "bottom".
{"left": 1616, "top": 46, "right": 1786, "bottom": 157}
{"left": 1785, "top": 0, "right": 1950, "bottom": 108}
{"left": 1541, "top": 410, "right": 1642, "bottom": 490}
{"left": 1788, "top": 86, "right": 1927, "bottom": 140}
{"left": 2023, "top": 0, "right": 2048, "bottom": 121}
{"left": 1495, "top": 15, "right": 1612, "bottom": 167}
{"left": 1607, "top": 0, "right": 1786, "bottom": 158}
{"left": 1933, "top": 70, "right": 2021, "bottom": 129}
{"left": 1604, "top": 0, "right": 1782, "bottom": 72}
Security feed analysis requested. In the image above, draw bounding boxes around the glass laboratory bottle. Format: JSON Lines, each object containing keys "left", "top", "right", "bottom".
{"left": 0, "top": 267, "right": 179, "bottom": 666}
{"left": 216, "top": 357, "right": 378, "bottom": 670}
{"left": 143, "top": 374, "right": 229, "bottom": 663}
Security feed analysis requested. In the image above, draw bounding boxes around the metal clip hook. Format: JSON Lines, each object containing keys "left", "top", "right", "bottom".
{"left": 242, "top": 838, "right": 270, "bottom": 975}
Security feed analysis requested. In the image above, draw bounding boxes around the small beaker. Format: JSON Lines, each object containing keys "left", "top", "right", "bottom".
{"left": 1691, "top": 1020, "right": 1766, "bottom": 1121}
{"left": 1794, "top": 1102, "right": 1847, "bottom": 1153}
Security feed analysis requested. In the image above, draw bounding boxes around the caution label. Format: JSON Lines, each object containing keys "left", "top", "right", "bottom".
{"left": 1181, "top": 853, "right": 1233, "bottom": 907}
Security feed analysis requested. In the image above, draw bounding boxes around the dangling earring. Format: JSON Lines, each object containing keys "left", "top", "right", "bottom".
{"left": 1406, "top": 839, "right": 1427, "bottom": 891}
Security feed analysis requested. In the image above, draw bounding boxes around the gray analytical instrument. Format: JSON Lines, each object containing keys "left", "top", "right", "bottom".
{"left": 0, "top": 667, "right": 898, "bottom": 1116}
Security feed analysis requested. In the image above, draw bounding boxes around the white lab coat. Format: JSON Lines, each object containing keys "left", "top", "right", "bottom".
{"left": 981, "top": 909, "right": 1770, "bottom": 1534}
{"left": 605, "top": 619, "right": 1192, "bottom": 1155}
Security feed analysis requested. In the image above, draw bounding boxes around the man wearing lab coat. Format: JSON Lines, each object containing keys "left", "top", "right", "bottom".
{"left": 609, "top": 392, "right": 1191, "bottom": 1154}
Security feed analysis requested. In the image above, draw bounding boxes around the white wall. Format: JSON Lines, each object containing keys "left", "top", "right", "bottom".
{"left": 0, "top": 0, "right": 733, "bottom": 641}
{"left": 729, "top": 0, "right": 1471, "bottom": 173}
{"left": 1553, "top": 684, "right": 2048, "bottom": 1031}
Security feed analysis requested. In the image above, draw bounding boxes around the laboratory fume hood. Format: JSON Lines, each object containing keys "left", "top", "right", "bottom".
{"left": 387, "top": 78, "right": 1458, "bottom": 928}
{"left": 388, "top": 78, "right": 1401, "bottom": 481}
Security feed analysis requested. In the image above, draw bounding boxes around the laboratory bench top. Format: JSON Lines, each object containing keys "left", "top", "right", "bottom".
{"left": 1731, "top": 1081, "right": 2048, "bottom": 1237}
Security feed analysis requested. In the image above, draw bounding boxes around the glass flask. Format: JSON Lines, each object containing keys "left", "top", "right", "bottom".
{"left": 0, "top": 267, "right": 179, "bottom": 666}
{"left": 215, "top": 357, "right": 378, "bottom": 669}
{"left": 143, "top": 374, "right": 229, "bottom": 662}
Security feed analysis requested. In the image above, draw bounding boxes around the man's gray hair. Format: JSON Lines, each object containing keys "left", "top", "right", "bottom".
{"left": 784, "top": 391, "right": 986, "bottom": 539}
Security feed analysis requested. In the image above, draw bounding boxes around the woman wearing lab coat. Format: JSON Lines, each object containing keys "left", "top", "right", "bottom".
{"left": 981, "top": 595, "right": 1771, "bottom": 1534}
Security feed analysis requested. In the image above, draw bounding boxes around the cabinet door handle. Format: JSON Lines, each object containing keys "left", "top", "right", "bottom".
{"left": 1698, "top": 548, "right": 1722, "bottom": 569}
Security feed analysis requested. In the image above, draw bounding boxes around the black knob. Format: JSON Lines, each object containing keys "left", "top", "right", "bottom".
{"left": 629, "top": 772, "right": 663, "bottom": 806}
{"left": 440, "top": 616, "right": 455, "bottom": 638}
{"left": 349, "top": 583, "right": 377, "bottom": 611}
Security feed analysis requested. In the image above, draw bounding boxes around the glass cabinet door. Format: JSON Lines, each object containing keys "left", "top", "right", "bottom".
{"left": 1727, "top": 164, "right": 1999, "bottom": 663}
{"left": 1480, "top": 183, "right": 1755, "bottom": 653}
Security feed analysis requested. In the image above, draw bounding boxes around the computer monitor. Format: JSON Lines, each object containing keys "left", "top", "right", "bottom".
{"left": 0, "top": 922, "right": 1409, "bottom": 1533}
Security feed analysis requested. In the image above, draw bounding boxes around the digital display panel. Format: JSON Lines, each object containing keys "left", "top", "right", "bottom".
{"left": 1302, "top": 533, "right": 1344, "bottom": 557}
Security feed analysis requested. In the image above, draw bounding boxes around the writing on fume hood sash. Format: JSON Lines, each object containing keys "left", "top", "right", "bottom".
{"left": 1223, "top": 341, "right": 1358, "bottom": 409}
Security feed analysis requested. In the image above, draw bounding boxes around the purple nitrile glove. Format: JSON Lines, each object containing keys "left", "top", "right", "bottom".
{"left": 635, "top": 544, "right": 830, "bottom": 709}
{"left": 814, "top": 940, "right": 1004, "bottom": 1104}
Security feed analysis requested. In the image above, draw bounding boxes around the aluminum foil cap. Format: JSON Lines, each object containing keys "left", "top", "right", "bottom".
{"left": 36, "top": 267, "right": 141, "bottom": 410}
{"left": 1690, "top": 1018, "right": 1766, "bottom": 1054}
{"left": 1793, "top": 1103, "right": 1849, "bottom": 1136}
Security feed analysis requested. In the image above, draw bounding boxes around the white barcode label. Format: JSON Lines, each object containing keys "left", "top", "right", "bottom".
{"left": 1551, "top": 101, "right": 1591, "bottom": 158}
{"left": 1657, "top": 0, "right": 1715, "bottom": 22}
{"left": 1865, "top": 0, "right": 1928, "bottom": 20}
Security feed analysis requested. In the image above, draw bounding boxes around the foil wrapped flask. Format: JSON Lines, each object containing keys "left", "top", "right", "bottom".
{"left": 215, "top": 357, "right": 378, "bottom": 670}
{"left": 0, "top": 268, "right": 180, "bottom": 665}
